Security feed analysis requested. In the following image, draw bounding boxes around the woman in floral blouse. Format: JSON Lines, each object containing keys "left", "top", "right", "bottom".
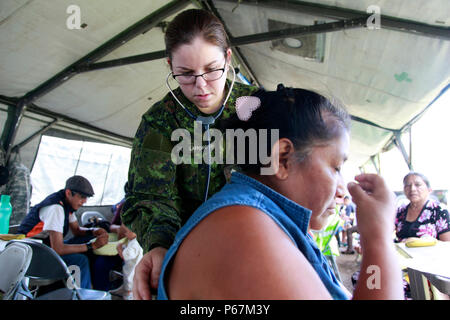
{"left": 395, "top": 172, "right": 450, "bottom": 242}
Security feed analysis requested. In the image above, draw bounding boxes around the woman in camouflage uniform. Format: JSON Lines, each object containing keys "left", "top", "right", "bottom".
{"left": 121, "top": 9, "right": 258, "bottom": 299}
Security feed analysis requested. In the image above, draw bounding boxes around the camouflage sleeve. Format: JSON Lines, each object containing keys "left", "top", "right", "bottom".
{"left": 121, "top": 111, "right": 181, "bottom": 253}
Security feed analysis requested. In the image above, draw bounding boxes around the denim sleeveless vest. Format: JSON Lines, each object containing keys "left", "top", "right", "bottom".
{"left": 157, "top": 172, "right": 349, "bottom": 300}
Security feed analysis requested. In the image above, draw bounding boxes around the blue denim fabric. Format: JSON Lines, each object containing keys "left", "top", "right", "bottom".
{"left": 157, "top": 172, "right": 348, "bottom": 300}
{"left": 64, "top": 236, "right": 94, "bottom": 289}
{"left": 61, "top": 253, "right": 91, "bottom": 289}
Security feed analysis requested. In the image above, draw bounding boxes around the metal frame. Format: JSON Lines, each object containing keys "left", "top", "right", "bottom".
{"left": 0, "top": 95, "right": 132, "bottom": 150}
{"left": 2, "top": 0, "right": 190, "bottom": 161}
{"left": 221, "top": 0, "right": 450, "bottom": 40}
{"left": 202, "top": 0, "right": 260, "bottom": 87}
{"left": 11, "top": 119, "right": 59, "bottom": 153}
{"left": 77, "top": 16, "right": 369, "bottom": 72}
{"left": 393, "top": 131, "right": 413, "bottom": 171}
{"left": 1, "top": 0, "right": 448, "bottom": 167}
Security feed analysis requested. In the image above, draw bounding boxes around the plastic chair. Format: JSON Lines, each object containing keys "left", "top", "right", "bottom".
{"left": 7, "top": 239, "right": 111, "bottom": 300}
{"left": 81, "top": 211, "right": 106, "bottom": 226}
{"left": 0, "top": 242, "right": 33, "bottom": 300}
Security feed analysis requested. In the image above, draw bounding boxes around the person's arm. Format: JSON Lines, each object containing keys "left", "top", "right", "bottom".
{"left": 51, "top": 215, "right": 108, "bottom": 255}
{"left": 122, "top": 110, "right": 182, "bottom": 300}
{"left": 440, "top": 231, "right": 450, "bottom": 241}
{"left": 347, "top": 174, "right": 404, "bottom": 299}
{"left": 133, "top": 247, "right": 167, "bottom": 300}
{"left": 116, "top": 224, "right": 137, "bottom": 258}
{"left": 48, "top": 230, "right": 108, "bottom": 255}
{"left": 121, "top": 111, "right": 182, "bottom": 253}
{"left": 167, "top": 206, "right": 333, "bottom": 299}
{"left": 41, "top": 210, "right": 107, "bottom": 255}
{"left": 436, "top": 205, "right": 450, "bottom": 241}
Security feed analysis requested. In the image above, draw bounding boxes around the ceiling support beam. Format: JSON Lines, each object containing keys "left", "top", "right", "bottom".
{"left": 11, "top": 119, "right": 59, "bottom": 153}
{"left": 3, "top": 101, "right": 26, "bottom": 162}
{"left": 230, "top": 16, "right": 368, "bottom": 46}
{"left": 0, "top": 95, "right": 132, "bottom": 149}
{"left": 350, "top": 115, "right": 396, "bottom": 132}
{"left": 393, "top": 131, "right": 413, "bottom": 171}
{"left": 76, "top": 50, "right": 167, "bottom": 73}
{"left": 2, "top": 0, "right": 190, "bottom": 161}
{"left": 20, "top": 0, "right": 190, "bottom": 106}
{"left": 78, "top": 16, "right": 368, "bottom": 72}
{"left": 202, "top": 0, "right": 261, "bottom": 86}
{"left": 370, "top": 154, "right": 381, "bottom": 175}
{"left": 222, "top": 0, "right": 450, "bottom": 40}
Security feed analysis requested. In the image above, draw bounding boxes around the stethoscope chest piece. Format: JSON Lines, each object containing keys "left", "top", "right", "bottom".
{"left": 196, "top": 115, "right": 216, "bottom": 126}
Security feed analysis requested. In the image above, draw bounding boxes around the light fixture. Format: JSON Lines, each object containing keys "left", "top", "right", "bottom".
{"left": 283, "top": 38, "right": 303, "bottom": 48}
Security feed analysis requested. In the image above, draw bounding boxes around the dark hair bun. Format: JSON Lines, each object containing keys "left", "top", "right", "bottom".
{"left": 219, "top": 86, "right": 350, "bottom": 174}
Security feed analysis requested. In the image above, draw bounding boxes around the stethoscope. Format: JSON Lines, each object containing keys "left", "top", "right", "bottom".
{"left": 166, "top": 64, "right": 236, "bottom": 202}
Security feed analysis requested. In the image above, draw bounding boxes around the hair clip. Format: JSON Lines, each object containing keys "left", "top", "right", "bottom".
{"left": 235, "top": 96, "right": 261, "bottom": 121}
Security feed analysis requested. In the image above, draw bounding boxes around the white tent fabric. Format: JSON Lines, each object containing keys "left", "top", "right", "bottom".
{"left": 0, "top": 0, "right": 449, "bottom": 184}
{"left": 30, "top": 135, "right": 130, "bottom": 206}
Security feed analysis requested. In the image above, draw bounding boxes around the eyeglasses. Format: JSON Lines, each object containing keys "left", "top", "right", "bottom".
{"left": 172, "top": 62, "right": 226, "bottom": 85}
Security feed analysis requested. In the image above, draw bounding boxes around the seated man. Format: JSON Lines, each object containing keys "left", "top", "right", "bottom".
{"left": 17, "top": 175, "right": 108, "bottom": 289}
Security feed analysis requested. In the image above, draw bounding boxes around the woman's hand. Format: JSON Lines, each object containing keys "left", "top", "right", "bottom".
{"left": 133, "top": 246, "right": 168, "bottom": 300}
{"left": 117, "top": 223, "right": 136, "bottom": 240}
{"left": 116, "top": 224, "right": 137, "bottom": 259}
{"left": 348, "top": 173, "right": 403, "bottom": 300}
{"left": 93, "top": 227, "right": 108, "bottom": 237}
{"left": 347, "top": 174, "right": 396, "bottom": 247}
{"left": 92, "top": 232, "right": 109, "bottom": 249}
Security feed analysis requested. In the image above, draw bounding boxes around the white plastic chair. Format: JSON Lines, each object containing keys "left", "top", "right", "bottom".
{"left": 7, "top": 239, "right": 110, "bottom": 300}
{"left": 0, "top": 242, "right": 33, "bottom": 300}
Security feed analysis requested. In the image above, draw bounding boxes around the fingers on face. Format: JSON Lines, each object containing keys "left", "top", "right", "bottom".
{"left": 354, "top": 173, "right": 388, "bottom": 192}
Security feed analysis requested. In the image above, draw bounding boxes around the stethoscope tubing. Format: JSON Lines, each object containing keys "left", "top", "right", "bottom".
{"left": 165, "top": 64, "right": 236, "bottom": 202}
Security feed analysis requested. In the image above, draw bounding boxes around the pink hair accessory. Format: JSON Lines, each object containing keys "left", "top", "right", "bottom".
{"left": 235, "top": 96, "right": 261, "bottom": 121}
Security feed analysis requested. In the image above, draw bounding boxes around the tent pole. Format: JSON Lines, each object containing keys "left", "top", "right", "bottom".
{"left": 393, "top": 131, "right": 413, "bottom": 171}
{"left": 222, "top": 0, "right": 450, "bottom": 40}
{"left": 19, "top": 0, "right": 190, "bottom": 107}
{"left": 409, "top": 127, "right": 413, "bottom": 168}
{"left": 79, "top": 16, "right": 368, "bottom": 73}
{"left": 370, "top": 154, "right": 380, "bottom": 174}
{"left": 3, "top": 101, "right": 27, "bottom": 163}
{"left": 11, "top": 119, "right": 59, "bottom": 153}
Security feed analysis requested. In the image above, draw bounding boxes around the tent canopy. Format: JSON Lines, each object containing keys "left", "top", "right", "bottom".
{"left": 1, "top": 0, "right": 449, "bottom": 176}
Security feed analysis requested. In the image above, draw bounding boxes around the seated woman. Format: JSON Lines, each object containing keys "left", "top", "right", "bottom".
{"left": 395, "top": 172, "right": 450, "bottom": 242}
{"left": 157, "top": 86, "right": 403, "bottom": 300}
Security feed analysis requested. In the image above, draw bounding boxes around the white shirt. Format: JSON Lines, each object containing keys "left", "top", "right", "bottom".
{"left": 39, "top": 204, "right": 77, "bottom": 233}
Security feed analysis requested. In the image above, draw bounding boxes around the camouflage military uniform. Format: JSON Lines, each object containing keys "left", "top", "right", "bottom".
{"left": 0, "top": 147, "right": 6, "bottom": 195}
{"left": 0, "top": 148, "right": 31, "bottom": 226}
{"left": 6, "top": 155, "right": 32, "bottom": 225}
{"left": 122, "top": 80, "right": 258, "bottom": 252}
